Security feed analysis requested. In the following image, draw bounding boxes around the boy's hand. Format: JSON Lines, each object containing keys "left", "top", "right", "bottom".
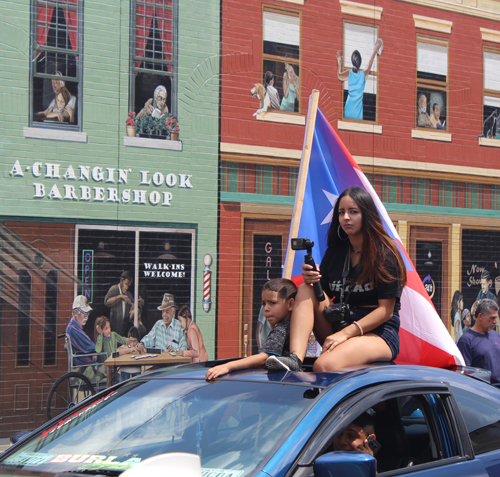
{"left": 206, "top": 364, "right": 231, "bottom": 381}
{"left": 96, "top": 326, "right": 103, "bottom": 335}
{"left": 125, "top": 338, "right": 131, "bottom": 345}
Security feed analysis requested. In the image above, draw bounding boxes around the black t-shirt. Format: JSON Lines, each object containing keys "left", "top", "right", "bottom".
{"left": 319, "top": 242, "right": 402, "bottom": 311}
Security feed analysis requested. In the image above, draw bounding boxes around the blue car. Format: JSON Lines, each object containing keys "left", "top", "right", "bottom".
{"left": 0, "top": 360, "right": 500, "bottom": 477}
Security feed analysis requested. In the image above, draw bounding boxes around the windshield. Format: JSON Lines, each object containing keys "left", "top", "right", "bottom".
{"left": 0, "top": 378, "right": 316, "bottom": 476}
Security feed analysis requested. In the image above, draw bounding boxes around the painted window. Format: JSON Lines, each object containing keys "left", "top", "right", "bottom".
{"left": 76, "top": 225, "right": 195, "bottom": 337}
{"left": 416, "top": 35, "right": 448, "bottom": 131}
{"left": 30, "top": 0, "right": 82, "bottom": 130}
{"left": 341, "top": 22, "right": 381, "bottom": 123}
{"left": 262, "top": 7, "right": 301, "bottom": 114}
{"left": 482, "top": 48, "right": 500, "bottom": 138}
{"left": 130, "top": 0, "right": 177, "bottom": 136}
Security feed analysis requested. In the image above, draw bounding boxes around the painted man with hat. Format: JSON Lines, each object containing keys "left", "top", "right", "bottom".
{"left": 66, "top": 295, "right": 97, "bottom": 366}
{"left": 139, "top": 293, "right": 187, "bottom": 352}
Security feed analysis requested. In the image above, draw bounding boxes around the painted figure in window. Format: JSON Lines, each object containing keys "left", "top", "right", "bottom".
{"left": 462, "top": 308, "right": 471, "bottom": 334}
{"left": 37, "top": 71, "right": 76, "bottom": 123}
{"left": 280, "top": 60, "right": 299, "bottom": 112}
{"left": 477, "top": 270, "right": 496, "bottom": 301}
{"left": 417, "top": 94, "right": 432, "bottom": 128}
{"left": 104, "top": 271, "right": 134, "bottom": 337}
{"left": 264, "top": 71, "right": 280, "bottom": 110}
{"left": 175, "top": 304, "right": 208, "bottom": 362}
{"left": 136, "top": 85, "right": 169, "bottom": 119}
{"left": 450, "top": 290, "right": 463, "bottom": 343}
{"left": 336, "top": 38, "right": 383, "bottom": 120}
{"left": 430, "top": 103, "right": 443, "bottom": 129}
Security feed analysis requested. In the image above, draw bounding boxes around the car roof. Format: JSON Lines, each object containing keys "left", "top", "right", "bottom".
{"left": 132, "top": 359, "right": 494, "bottom": 391}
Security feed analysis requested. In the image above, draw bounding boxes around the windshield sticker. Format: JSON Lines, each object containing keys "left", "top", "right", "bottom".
{"left": 78, "top": 457, "right": 142, "bottom": 471}
{"left": 4, "top": 452, "right": 56, "bottom": 467}
{"left": 36, "top": 390, "right": 117, "bottom": 442}
{"left": 202, "top": 470, "right": 245, "bottom": 477}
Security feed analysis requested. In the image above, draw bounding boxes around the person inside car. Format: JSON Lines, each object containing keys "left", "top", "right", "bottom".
{"left": 333, "top": 412, "right": 377, "bottom": 456}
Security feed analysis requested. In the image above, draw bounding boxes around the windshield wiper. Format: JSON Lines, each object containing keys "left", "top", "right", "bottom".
{"left": 65, "top": 469, "right": 121, "bottom": 476}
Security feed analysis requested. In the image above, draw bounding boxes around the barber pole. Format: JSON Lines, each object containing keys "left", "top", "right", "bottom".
{"left": 202, "top": 254, "right": 212, "bottom": 312}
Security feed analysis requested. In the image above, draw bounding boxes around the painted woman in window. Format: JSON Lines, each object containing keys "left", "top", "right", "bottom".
{"left": 39, "top": 86, "right": 75, "bottom": 124}
{"left": 280, "top": 61, "right": 299, "bottom": 112}
{"left": 336, "top": 38, "right": 383, "bottom": 120}
{"left": 136, "top": 85, "right": 169, "bottom": 119}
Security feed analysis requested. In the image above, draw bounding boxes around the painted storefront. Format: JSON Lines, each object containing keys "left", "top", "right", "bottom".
{"left": 0, "top": 0, "right": 219, "bottom": 435}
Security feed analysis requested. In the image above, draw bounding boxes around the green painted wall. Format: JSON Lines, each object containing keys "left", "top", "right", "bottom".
{"left": 0, "top": 0, "right": 220, "bottom": 357}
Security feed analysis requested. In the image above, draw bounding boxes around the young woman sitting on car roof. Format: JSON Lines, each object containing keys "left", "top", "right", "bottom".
{"left": 266, "top": 187, "right": 407, "bottom": 373}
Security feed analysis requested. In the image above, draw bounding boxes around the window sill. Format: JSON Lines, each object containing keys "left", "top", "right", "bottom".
{"left": 124, "top": 136, "right": 183, "bottom": 151}
{"left": 23, "top": 127, "right": 87, "bottom": 143}
{"left": 479, "top": 137, "right": 500, "bottom": 147}
{"left": 338, "top": 120, "right": 383, "bottom": 134}
{"left": 277, "top": 0, "right": 304, "bottom": 4}
{"left": 411, "top": 129, "right": 452, "bottom": 142}
{"left": 255, "top": 111, "right": 306, "bottom": 126}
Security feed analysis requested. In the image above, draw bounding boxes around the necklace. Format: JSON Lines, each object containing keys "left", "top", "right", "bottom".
{"left": 350, "top": 245, "right": 361, "bottom": 254}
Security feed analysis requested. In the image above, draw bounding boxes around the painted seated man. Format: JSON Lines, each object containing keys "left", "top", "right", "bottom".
{"left": 139, "top": 293, "right": 187, "bottom": 352}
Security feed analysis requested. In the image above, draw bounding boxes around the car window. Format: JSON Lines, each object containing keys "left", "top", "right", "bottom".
{"left": 1, "top": 379, "right": 318, "bottom": 477}
{"left": 452, "top": 386, "right": 500, "bottom": 455}
{"left": 305, "top": 392, "right": 458, "bottom": 476}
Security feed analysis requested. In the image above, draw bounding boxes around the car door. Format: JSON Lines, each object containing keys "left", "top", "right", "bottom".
{"left": 287, "top": 381, "right": 489, "bottom": 477}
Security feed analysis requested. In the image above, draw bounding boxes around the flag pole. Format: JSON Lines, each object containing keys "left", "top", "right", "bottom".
{"left": 283, "top": 89, "right": 320, "bottom": 278}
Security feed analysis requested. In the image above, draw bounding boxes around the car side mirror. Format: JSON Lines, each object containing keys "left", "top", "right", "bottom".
{"left": 314, "top": 451, "right": 376, "bottom": 477}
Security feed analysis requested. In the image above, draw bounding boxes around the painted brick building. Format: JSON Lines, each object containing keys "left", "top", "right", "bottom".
{"left": 218, "top": 0, "right": 500, "bottom": 357}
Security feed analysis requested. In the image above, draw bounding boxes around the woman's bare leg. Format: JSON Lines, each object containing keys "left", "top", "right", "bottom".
{"left": 289, "top": 283, "right": 330, "bottom": 361}
{"left": 312, "top": 334, "right": 392, "bottom": 372}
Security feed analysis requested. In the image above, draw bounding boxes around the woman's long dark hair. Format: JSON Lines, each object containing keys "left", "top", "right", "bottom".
{"left": 450, "top": 290, "right": 463, "bottom": 320}
{"left": 327, "top": 187, "right": 407, "bottom": 287}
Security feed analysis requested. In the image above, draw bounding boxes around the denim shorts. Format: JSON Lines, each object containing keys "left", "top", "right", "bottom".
{"left": 351, "top": 307, "right": 400, "bottom": 360}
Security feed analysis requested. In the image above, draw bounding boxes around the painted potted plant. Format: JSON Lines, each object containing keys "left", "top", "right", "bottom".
{"left": 166, "top": 116, "right": 180, "bottom": 141}
{"left": 126, "top": 111, "right": 136, "bottom": 137}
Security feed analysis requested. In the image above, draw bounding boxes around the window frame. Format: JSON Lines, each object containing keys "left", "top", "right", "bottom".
{"left": 415, "top": 33, "right": 449, "bottom": 132}
{"left": 294, "top": 381, "right": 471, "bottom": 474}
{"left": 129, "top": 0, "right": 179, "bottom": 120}
{"left": 29, "top": 0, "right": 84, "bottom": 131}
{"left": 482, "top": 45, "right": 500, "bottom": 139}
{"left": 340, "top": 19, "right": 381, "bottom": 124}
{"left": 452, "top": 385, "right": 500, "bottom": 456}
{"left": 261, "top": 4, "right": 302, "bottom": 115}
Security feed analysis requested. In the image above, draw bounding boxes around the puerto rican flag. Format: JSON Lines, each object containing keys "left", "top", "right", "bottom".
{"left": 285, "top": 107, "right": 464, "bottom": 368}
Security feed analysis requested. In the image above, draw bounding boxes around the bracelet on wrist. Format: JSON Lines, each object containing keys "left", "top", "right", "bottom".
{"left": 353, "top": 321, "right": 364, "bottom": 336}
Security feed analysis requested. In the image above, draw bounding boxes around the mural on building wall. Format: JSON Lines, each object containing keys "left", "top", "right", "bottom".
{"left": 34, "top": 74, "right": 76, "bottom": 125}
{"left": 76, "top": 227, "right": 208, "bottom": 358}
{"left": 32, "top": 1, "right": 80, "bottom": 129}
{"left": 456, "top": 228, "right": 500, "bottom": 340}
{"left": 416, "top": 91, "right": 446, "bottom": 129}
{"left": 337, "top": 37, "right": 383, "bottom": 121}
{"left": 250, "top": 7, "right": 300, "bottom": 117}
{"left": 481, "top": 49, "right": 500, "bottom": 139}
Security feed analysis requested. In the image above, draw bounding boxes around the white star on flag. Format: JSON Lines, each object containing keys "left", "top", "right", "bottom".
{"left": 320, "top": 189, "right": 338, "bottom": 225}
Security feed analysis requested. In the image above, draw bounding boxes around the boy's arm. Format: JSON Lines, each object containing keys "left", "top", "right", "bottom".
{"left": 206, "top": 353, "right": 269, "bottom": 380}
{"left": 95, "top": 334, "right": 103, "bottom": 353}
